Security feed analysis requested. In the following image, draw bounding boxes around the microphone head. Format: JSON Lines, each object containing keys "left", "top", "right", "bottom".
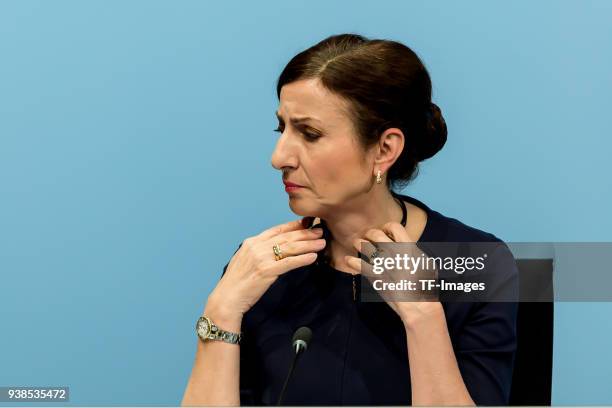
{"left": 292, "top": 326, "right": 312, "bottom": 349}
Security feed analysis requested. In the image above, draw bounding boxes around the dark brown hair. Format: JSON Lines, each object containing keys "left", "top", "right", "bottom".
{"left": 276, "top": 33, "right": 447, "bottom": 191}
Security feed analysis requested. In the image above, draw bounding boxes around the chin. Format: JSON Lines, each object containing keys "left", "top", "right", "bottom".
{"left": 287, "top": 195, "right": 313, "bottom": 217}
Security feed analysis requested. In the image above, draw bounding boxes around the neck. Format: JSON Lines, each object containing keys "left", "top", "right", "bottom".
{"left": 321, "top": 189, "right": 404, "bottom": 272}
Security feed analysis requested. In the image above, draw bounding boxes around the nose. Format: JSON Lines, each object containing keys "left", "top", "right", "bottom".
{"left": 270, "top": 131, "right": 299, "bottom": 171}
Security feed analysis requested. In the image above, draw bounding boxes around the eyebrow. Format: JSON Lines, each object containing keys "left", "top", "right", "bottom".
{"left": 275, "top": 111, "right": 322, "bottom": 125}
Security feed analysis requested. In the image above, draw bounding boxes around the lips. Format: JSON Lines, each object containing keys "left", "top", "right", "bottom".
{"left": 283, "top": 181, "right": 304, "bottom": 188}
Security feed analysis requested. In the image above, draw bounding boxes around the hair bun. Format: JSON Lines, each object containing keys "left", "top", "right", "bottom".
{"left": 416, "top": 102, "right": 447, "bottom": 161}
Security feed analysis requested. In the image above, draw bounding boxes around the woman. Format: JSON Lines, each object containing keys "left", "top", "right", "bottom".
{"left": 181, "top": 33, "right": 518, "bottom": 406}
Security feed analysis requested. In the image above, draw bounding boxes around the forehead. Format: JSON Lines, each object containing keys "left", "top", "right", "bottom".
{"left": 277, "top": 78, "right": 350, "bottom": 125}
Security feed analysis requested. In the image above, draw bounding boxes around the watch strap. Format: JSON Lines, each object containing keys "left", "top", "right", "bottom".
{"left": 210, "top": 326, "right": 242, "bottom": 344}
{"left": 196, "top": 315, "right": 242, "bottom": 345}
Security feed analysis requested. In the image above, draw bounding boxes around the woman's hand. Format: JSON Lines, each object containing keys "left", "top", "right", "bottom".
{"left": 205, "top": 218, "right": 326, "bottom": 325}
{"left": 343, "top": 221, "right": 443, "bottom": 329}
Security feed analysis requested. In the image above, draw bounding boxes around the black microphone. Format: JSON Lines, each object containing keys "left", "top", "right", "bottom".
{"left": 276, "top": 326, "right": 312, "bottom": 405}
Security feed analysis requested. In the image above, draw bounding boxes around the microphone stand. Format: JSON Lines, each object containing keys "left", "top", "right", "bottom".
{"left": 276, "top": 347, "right": 302, "bottom": 405}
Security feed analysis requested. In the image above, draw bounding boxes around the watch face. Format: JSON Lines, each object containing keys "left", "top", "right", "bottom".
{"left": 196, "top": 317, "right": 211, "bottom": 339}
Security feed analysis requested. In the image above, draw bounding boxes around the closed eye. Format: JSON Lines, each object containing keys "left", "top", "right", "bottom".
{"left": 273, "top": 124, "right": 320, "bottom": 141}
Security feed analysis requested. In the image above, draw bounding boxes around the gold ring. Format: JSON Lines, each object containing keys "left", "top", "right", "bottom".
{"left": 273, "top": 243, "right": 284, "bottom": 261}
{"left": 370, "top": 245, "right": 383, "bottom": 259}
{"left": 368, "top": 245, "right": 384, "bottom": 264}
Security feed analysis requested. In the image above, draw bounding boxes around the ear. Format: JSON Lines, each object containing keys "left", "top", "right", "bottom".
{"left": 373, "top": 127, "right": 405, "bottom": 174}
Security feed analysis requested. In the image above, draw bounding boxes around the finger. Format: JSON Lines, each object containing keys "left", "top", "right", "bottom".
{"left": 362, "top": 228, "right": 394, "bottom": 244}
{"left": 269, "top": 238, "right": 326, "bottom": 261}
{"left": 380, "top": 222, "right": 413, "bottom": 242}
{"left": 344, "top": 255, "right": 361, "bottom": 275}
{"left": 267, "top": 252, "right": 319, "bottom": 276}
{"left": 352, "top": 238, "right": 377, "bottom": 261}
{"left": 354, "top": 229, "right": 392, "bottom": 261}
{"left": 272, "top": 226, "right": 324, "bottom": 246}
{"left": 258, "top": 218, "right": 306, "bottom": 240}
{"left": 345, "top": 254, "right": 374, "bottom": 276}
{"left": 353, "top": 238, "right": 376, "bottom": 262}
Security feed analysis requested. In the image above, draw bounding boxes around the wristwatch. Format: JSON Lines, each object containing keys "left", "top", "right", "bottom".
{"left": 195, "top": 315, "right": 242, "bottom": 345}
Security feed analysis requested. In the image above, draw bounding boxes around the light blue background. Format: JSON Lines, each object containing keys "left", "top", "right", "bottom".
{"left": 1, "top": 0, "right": 610, "bottom": 405}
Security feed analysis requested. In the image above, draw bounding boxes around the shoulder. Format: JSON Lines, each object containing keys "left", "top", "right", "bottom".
{"left": 428, "top": 208, "right": 503, "bottom": 243}
{"left": 431, "top": 210, "right": 518, "bottom": 283}
{"left": 400, "top": 195, "right": 519, "bottom": 304}
{"left": 395, "top": 192, "right": 504, "bottom": 244}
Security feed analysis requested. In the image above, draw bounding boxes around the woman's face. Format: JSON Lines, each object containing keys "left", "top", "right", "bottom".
{"left": 271, "top": 78, "right": 375, "bottom": 217}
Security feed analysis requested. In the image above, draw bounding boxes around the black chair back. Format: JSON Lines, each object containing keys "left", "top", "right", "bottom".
{"left": 509, "top": 259, "right": 554, "bottom": 406}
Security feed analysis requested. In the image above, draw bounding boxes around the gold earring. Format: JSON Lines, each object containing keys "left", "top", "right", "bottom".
{"left": 375, "top": 170, "right": 382, "bottom": 184}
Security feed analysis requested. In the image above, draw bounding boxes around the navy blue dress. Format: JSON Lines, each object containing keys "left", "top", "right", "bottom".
{"left": 221, "top": 193, "right": 518, "bottom": 406}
